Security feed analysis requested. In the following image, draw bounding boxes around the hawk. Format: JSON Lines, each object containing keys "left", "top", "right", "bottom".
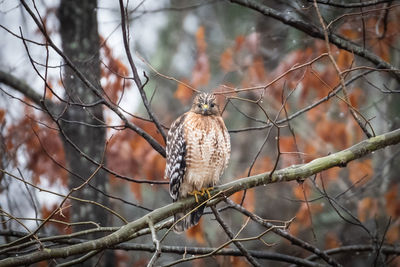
{"left": 165, "top": 92, "right": 231, "bottom": 232}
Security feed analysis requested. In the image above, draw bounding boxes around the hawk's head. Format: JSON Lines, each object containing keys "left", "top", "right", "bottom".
{"left": 191, "top": 93, "right": 220, "bottom": 116}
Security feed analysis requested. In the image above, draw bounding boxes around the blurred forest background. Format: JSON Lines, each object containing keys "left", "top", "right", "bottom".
{"left": 0, "top": 0, "right": 399, "bottom": 266}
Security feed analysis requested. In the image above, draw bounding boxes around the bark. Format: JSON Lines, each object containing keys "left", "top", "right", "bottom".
{"left": 57, "top": 0, "right": 113, "bottom": 265}
{"left": 1, "top": 127, "right": 399, "bottom": 266}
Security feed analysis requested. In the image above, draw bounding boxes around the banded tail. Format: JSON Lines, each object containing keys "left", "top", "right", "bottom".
{"left": 173, "top": 204, "right": 205, "bottom": 232}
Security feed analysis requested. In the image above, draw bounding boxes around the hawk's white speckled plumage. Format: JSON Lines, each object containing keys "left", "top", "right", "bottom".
{"left": 164, "top": 93, "right": 230, "bottom": 232}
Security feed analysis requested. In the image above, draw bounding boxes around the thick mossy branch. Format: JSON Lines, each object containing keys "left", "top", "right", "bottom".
{"left": 1, "top": 128, "right": 399, "bottom": 266}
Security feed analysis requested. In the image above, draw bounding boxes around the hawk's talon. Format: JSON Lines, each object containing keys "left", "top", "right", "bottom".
{"left": 202, "top": 187, "right": 214, "bottom": 198}
{"left": 189, "top": 187, "right": 214, "bottom": 202}
{"left": 188, "top": 190, "right": 202, "bottom": 202}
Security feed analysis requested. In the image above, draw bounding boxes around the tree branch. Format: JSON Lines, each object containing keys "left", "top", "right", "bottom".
{"left": 1, "top": 128, "right": 399, "bottom": 266}
{"left": 20, "top": 0, "right": 166, "bottom": 157}
{"left": 225, "top": 199, "right": 340, "bottom": 266}
{"left": 211, "top": 206, "right": 261, "bottom": 267}
{"left": 230, "top": 0, "right": 400, "bottom": 82}
{"left": 308, "top": 0, "right": 393, "bottom": 8}
{"left": 2, "top": 230, "right": 399, "bottom": 266}
{"left": 118, "top": 0, "right": 167, "bottom": 142}
{"left": 0, "top": 70, "right": 53, "bottom": 109}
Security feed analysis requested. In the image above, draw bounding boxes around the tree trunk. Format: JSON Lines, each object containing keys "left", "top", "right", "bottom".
{"left": 57, "top": 0, "right": 113, "bottom": 265}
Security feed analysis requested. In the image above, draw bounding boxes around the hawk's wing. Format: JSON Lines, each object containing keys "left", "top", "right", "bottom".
{"left": 165, "top": 114, "right": 187, "bottom": 201}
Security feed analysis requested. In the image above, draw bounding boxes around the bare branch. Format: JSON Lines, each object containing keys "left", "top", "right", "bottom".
{"left": 308, "top": 0, "right": 394, "bottom": 8}
{"left": 20, "top": 0, "right": 166, "bottom": 157}
{"left": 0, "top": 70, "right": 53, "bottom": 109}
{"left": 1, "top": 127, "right": 399, "bottom": 266}
{"left": 230, "top": 0, "right": 400, "bottom": 82}
{"left": 225, "top": 199, "right": 341, "bottom": 267}
{"left": 118, "top": 0, "right": 167, "bottom": 142}
{"left": 211, "top": 206, "right": 261, "bottom": 267}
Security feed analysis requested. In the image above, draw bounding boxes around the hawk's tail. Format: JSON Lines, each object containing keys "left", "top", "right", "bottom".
{"left": 173, "top": 204, "right": 205, "bottom": 232}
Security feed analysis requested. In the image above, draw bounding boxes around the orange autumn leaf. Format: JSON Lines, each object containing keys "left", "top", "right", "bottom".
{"left": 191, "top": 52, "right": 210, "bottom": 87}
{"left": 385, "top": 185, "right": 400, "bottom": 218}
{"left": 234, "top": 35, "right": 245, "bottom": 51}
{"left": 130, "top": 183, "right": 142, "bottom": 202}
{"left": 358, "top": 197, "right": 378, "bottom": 222}
{"left": 348, "top": 159, "right": 372, "bottom": 185}
{"left": 107, "top": 118, "right": 165, "bottom": 201}
{"left": 336, "top": 49, "right": 353, "bottom": 71}
{"left": 231, "top": 189, "right": 255, "bottom": 213}
{"left": 252, "top": 56, "right": 266, "bottom": 81}
{"left": 186, "top": 220, "right": 205, "bottom": 244}
{"left": 0, "top": 109, "right": 5, "bottom": 124}
{"left": 5, "top": 114, "right": 67, "bottom": 186}
{"left": 220, "top": 47, "right": 234, "bottom": 72}
{"left": 340, "top": 28, "right": 359, "bottom": 40}
{"left": 37, "top": 261, "right": 48, "bottom": 267}
{"left": 246, "top": 56, "right": 266, "bottom": 84}
{"left": 195, "top": 26, "right": 207, "bottom": 53}
{"left": 293, "top": 203, "right": 311, "bottom": 227}
{"left": 174, "top": 80, "right": 194, "bottom": 104}
{"left": 293, "top": 202, "right": 323, "bottom": 233}
{"left": 325, "top": 232, "right": 340, "bottom": 249}
{"left": 348, "top": 87, "right": 364, "bottom": 108}
{"left": 321, "top": 166, "right": 341, "bottom": 184}
{"left": 304, "top": 142, "right": 318, "bottom": 163}
{"left": 316, "top": 119, "right": 348, "bottom": 150}
{"left": 230, "top": 256, "right": 248, "bottom": 267}
{"left": 306, "top": 104, "right": 326, "bottom": 123}
{"left": 247, "top": 156, "right": 273, "bottom": 176}
{"left": 374, "top": 40, "right": 390, "bottom": 62}
{"left": 41, "top": 203, "right": 71, "bottom": 234}
{"left": 386, "top": 222, "right": 400, "bottom": 244}
{"left": 45, "top": 80, "right": 54, "bottom": 100}
{"left": 293, "top": 183, "right": 311, "bottom": 200}
{"left": 100, "top": 35, "right": 131, "bottom": 103}
{"left": 114, "top": 250, "right": 130, "bottom": 267}
{"left": 279, "top": 136, "right": 296, "bottom": 152}
{"left": 144, "top": 150, "right": 166, "bottom": 181}
{"left": 279, "top": 136, "right": 303, "bottom": 166}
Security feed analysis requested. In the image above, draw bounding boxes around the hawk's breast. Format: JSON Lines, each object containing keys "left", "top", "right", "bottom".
{"left": 180, "top": 112, "right": 230, "bottom": 196}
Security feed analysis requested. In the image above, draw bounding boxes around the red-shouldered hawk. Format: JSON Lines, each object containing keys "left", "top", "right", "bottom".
{"left": 165, "top": 92, "right": 231, "bottom": 232}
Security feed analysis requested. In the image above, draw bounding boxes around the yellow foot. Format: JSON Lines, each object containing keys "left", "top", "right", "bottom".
{"left": 188, "top": 190, "right": 202, "bottom": 202}
{"left": 188, "top": 187, "right": 214, "bottom": 202}
{"left": 201, "top": 187, "right": 214, "bottom": 199}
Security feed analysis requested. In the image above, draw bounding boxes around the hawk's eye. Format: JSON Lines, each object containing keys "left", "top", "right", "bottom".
{"left": 210, "top": 103, "right": 215, "bottom": 108}
{"left": 197, "top": 104, "right": 202, "bottom": 108}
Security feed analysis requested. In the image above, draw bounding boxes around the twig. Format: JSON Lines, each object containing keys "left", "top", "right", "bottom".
{"left": 56, "top": 250, "right": 100, "bottom": 267}
{"left": 147, "top": 220, "right": 161, "bottom": 267}
{"left": 313, "top": 0, "right": 374, "bottom": 138}
{"left": 225, "top": 199, "right": 342, "bottom": 266}
{"left": 137, "top": 52, "right": 199, "bottom": 93}
{"left": 229, "top": 70, "right": 374, "bottom": 133}
{"left": 20, "top": 0, "right": 166, "bottom": 157}
{"left": 1, "top": 128, "right": 399, "bottom": 266}
{"left": 118, "top": 0, "right": 167, "bottom": 142}
{"left": 305, "top": 244, "right": 400, "bottom": 261}
{"left": 230, "top": 0, "right": 400, "bottom": 82}
{"left": 310, "top": 0, "right": 393, "bottom": 8}
{"left": 211, "top": 206, "right": 261, "bottom": 267}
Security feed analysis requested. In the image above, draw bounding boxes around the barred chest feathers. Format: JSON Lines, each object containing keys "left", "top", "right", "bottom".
{"left": 179, "top": 111, "right": 230, "bottom": 197}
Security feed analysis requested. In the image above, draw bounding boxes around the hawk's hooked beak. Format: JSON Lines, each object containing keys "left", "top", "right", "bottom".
{"left": 202, "top": 104, "right": 211, "bottom": 115}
